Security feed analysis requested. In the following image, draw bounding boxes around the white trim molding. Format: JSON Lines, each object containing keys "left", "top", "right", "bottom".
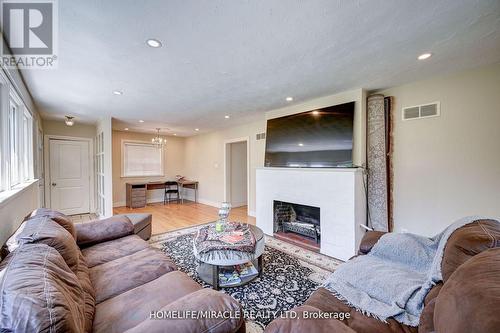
{"left": 223, "top": 136, "right": 250, "bottom": 208}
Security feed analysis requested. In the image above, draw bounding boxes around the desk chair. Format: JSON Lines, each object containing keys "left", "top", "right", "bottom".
{"left": 164, "top": 181, "right": 180, "bottom": 204}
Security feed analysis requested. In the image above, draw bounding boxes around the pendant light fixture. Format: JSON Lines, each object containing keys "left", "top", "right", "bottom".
{"left": 65, "top": 116, "right": 75, "bottom": 126}
{"left": 151, "top": 128, "right": 165, "bottom": 148}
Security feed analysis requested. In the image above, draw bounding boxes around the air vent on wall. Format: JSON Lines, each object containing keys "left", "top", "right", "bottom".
{"left": 256, "top": 132, "right": 266, "bottom": 140}
{"left": 402, "top": 102, "right": 440, "bottom": 120}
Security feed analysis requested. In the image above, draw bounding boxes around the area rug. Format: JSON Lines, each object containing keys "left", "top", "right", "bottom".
{"left": 150, "top": 225, "right": 341, "bottom": 331}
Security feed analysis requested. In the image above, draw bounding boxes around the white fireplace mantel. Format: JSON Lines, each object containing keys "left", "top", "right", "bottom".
{"left": 256, "top": 167, "right": 367, "bottom": 261}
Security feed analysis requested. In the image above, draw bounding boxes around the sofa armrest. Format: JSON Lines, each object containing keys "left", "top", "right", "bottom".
{"left": 125, "top": 288, "right": 245, "bottom": 333}
{"left": 264, "top": 305, "right": 355, "bottom": 333}
{"left": 75, "top": 215, "right": 134, "bottom": 247}
{"left": 358, "top": 231, "right": 386, "bottom": 255}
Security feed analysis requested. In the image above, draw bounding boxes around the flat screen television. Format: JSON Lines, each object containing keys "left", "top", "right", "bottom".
{"left": 264, "top": 101, "right": 355, "bottom": 168}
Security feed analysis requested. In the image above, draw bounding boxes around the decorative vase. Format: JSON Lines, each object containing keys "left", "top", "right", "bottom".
{"left": 216, "top": 202, "right": 232, "bottom": 232}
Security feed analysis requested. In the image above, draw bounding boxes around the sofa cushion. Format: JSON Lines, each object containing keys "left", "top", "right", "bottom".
{"left": 441, "top": 219, "right": 500, "bottom": 281}
{"left": 0, "top": 243, "right": 85, "bottom": 332}
{"left": 76, "top": 215, "right": 134, "bottom": 247}
{"left": 90, "top": 246, "right": 176, "bottom": 303}
{"left": 26, "top": 208, "right": 76, "bottom": 239}
{"left": 434, "top": 248, "right": 500, "bottom": 333}
{"left": 418, "top": 283, "right": 442, "bottom": 333}
{"left": 81, "top": 235, "right": 149, "bottom": 268}
{"left": 303, "top": 287, "right": 416, "bottom": 333}
{"left": 76, "top": 252, "right": 96, "bottom": 333}
{"left": 93, "top": 271, "right": 201, "bottom": 333}
{"left": 16, "top": 216, "right": 80, "bottom": 273}
{"left": 125, "top": 288, "right": 245, "bottom": 333}
{"left": 4, "top": 221, "right": 28, "bottom": 253}
{"left": 265, "top": 305, "right": 356, "bottom": 333}
{"left": 125, "top": 213, "right": 152, "bottom": 239}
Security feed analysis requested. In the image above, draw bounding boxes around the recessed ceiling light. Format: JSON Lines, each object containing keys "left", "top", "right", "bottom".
{"left": 417, "top": 53, "right": 432, "bottom": 60}
{"left": 312, "top": 110, "right": 319, "bottom": 116}
{"left": 124, "top": 128, "right": 129, "bottom": 131}
{"left": 173, "top": 133, "right": 177, "bottom": 136}
{"left": 146, "top": 39, "right": 162, "bottom": 48}
{"left": 139, "top": 120, "right": 144, "bottom": 123}
{"left": 195, "top": 128, "right": 199, "bottom": 131}
{"left": 286, "top": 96, "right": 293, "bottom": 102}
{"left": 113, "top": 90, "right": 123, "bottom": 95}
{"left": 298, "top": 143, "right": 304, "bottom": 147}
{"left": 224, "top": 115, "right": 230, "bottom": 119}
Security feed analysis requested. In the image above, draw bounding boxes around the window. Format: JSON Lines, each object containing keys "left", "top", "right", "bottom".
{"left": 23, "top": 111, "right": 33, "bottom": 181}
{"left": 9, "top": 100, "right": 19, "bottom": 186}
{"left": 122, "top": 141, "right": 164, "bottom": 177}
{"left": 0, "top": 80, "right": 35, "bottom": 194}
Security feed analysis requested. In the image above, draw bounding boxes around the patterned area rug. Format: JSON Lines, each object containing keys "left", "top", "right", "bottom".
{"left": 150, "top": 225, "right": 342, "bottom": 331}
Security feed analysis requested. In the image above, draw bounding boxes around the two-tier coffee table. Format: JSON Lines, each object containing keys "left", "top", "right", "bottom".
{"left": 193, "top": 223, "right": 265, "bottom": 290}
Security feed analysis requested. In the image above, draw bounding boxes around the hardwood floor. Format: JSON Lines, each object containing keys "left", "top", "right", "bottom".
{"left": 113, "top": 201, "right": 255, "bottom": 235}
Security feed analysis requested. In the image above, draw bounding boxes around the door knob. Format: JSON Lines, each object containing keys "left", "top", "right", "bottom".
{"left": 52, "top": 183, "right": 57, "bottom": 186}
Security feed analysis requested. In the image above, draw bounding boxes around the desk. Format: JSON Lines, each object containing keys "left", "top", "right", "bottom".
{"left": 178, "top": 180, "right": 199, "bottom": 204}
{"left": 125, "top": 180, "right": 199, "bottom": 208}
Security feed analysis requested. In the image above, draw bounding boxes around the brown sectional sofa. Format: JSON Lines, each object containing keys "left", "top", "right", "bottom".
{"left": 0, "top": 209, "right": 245, "bottom": 333}
{"left": 265, "top": 219, "right": 500, "bottom": 333}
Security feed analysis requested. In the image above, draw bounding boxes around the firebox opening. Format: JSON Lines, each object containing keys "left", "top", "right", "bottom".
{"left": 273, "top": 200, "right": 320, "bottom": 250}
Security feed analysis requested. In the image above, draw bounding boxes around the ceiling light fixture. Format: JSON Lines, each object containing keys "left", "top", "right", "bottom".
{"left": 173, "top": 133, "right": 177, "bottom": 136}
{"left": 146, "top": 39, "right": 162, "bottom": 48}
{"left": 139, "top": 120, "right": 144, "bottom": 123}
{"left": 151, "top": 128, "right": 166, "bottom": 148}
{"left": 113, "top": 90, "right": 123, "bottom": 95}
{"left": 417, "top": 53, "right": 432, "bottom": 60}
{"left": 64, "top": 116, "right": 75, "bottom": 126}
{"left": 298, "top": 143, "right": 304, "bottom": 147}
{"left": 124, "top": 128, "right": 129, "bottom": 131}
{"left": 224, "top": 115, "right": 230, "bottom": 119}
{"left": 312, "top": 110, "right": 319, "bottom": 116}
{"left": 286, "top": 96, "right": 293, "bottom": 102}
{"left": 195, "top": 128, "right": 199, "bottom": 131}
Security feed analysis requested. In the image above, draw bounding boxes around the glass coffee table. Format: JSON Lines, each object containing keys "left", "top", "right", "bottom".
{"left": 193, "top": 223, "right": 265, "bottom": 290}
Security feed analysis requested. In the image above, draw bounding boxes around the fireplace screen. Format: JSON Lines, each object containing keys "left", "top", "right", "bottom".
{"left": 273, "top": 200, "right": 320, "bottom": 243}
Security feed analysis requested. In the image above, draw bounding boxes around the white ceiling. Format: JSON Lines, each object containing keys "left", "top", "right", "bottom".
{"left": 21, "top": 0, "right": 500, "bottom": 136}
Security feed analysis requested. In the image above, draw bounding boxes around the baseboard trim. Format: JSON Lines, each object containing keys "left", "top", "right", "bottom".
{"left": 113, "top": 196, "right": 220, "bottom": 208}
{"left": 196, "top": 198, "right": 220, "bottom": 208}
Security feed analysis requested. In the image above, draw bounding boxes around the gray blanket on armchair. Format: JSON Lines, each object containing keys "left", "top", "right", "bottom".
{"left": 323, "top": 216, "right": 488, "bottom": 327}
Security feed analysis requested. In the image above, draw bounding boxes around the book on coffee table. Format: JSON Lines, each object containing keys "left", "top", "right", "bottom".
{"left": 220, "top": 233, "right": 244, "bottom": 244}
{"left": 236, "top": 262, "right": 258, "bottom": 278}
{"left": 219, "top": 268, "right": 241, "bottom": 287}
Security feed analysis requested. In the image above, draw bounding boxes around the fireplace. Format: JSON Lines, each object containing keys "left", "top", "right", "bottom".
{"left": 273, "top": 200, "right": 320, "bottom": 250}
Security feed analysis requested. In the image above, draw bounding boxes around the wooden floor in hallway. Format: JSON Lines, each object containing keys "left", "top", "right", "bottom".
{"left": 114, "top": 201, "right": 255, "bottom": 235}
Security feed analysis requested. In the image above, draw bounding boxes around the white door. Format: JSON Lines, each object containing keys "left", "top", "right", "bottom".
{"left": 49, "top": 139, "right": 90, "bottom": 215}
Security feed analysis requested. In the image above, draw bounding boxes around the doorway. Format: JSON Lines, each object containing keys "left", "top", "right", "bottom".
{"left": 224, "top": 138, "right": 249, "bottom": 209}
{"left": 44, "top": 136, "right": 93, "bottom": 215}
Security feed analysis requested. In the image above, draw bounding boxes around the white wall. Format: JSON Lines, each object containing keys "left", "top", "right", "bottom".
{"left": 0, "top": 181, "right": 39, "bottom": 245}
{"left": 184, "top": 120, "right": 266, "bottom": 213}
{"left": 112, "top": 130, "right": 186, "bottom": 206}
{"left": 42, "top": 119, "right": 96, "bottom": 138}
{"left": 380, "top": 63, "right": 500, "bottom": 236}
{"left": 230, "top": 141, "right": 248, "bottom": 207}
{"left": 183, "top": 88, "right": 367, "bottom": 215}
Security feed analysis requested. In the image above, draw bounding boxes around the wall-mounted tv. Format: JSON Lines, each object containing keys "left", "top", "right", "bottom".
{"left": 264, "top": 101, "right": 355, "bottom": 168}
